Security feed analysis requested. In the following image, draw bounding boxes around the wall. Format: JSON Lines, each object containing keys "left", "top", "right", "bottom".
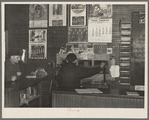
{"left": 5, "top": 4, "right": 145, "bottom": 76}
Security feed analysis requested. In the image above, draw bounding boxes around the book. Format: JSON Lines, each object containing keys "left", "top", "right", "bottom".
{"left": 126, "top": 91, "right": 139, "bottom": 96}
{"left": 75, "top": 88, "right": 103, "bottom": 94}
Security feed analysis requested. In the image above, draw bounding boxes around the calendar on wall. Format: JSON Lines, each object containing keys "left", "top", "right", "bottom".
{"left": 29, "top": 4, "right": 48, "bottom": 28}
{"left": 88, "top": 4, "right": 112, "bottom": 43}
{"left": 88, "top": 18, "right": 112, "bottom": 43}
{"left": 70, "top": 4, "right": 86, "bottom": 26}
{"left": 29, "top": 29, "right": 47, "bottom": 59}
{"left": 49, "top": 4, "right": 66, "bottom": 26}
{"left": 68, "top": 27, "right": 88, "bottom": 43}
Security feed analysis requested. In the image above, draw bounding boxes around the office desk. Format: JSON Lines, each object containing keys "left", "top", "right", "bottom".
{"left": 52, "top": 88, "right": 144, "bottom": 108}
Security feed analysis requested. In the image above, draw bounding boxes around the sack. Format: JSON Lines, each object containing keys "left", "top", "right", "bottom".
{"left": 36, "top": 68, "right": 48, "bottom": 78}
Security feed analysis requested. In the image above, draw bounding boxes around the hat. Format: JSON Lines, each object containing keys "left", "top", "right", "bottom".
{"left": 9, "top": 49, "right": 22, "bottom": 56}
{"left": 66, "top": 53, "right": 77, "bottom": 63}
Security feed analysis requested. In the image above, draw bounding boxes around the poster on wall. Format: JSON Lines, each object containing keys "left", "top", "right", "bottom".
{"left": 29, "top": 4, "right": 47, "bottom": 28}
{"left": 49, "top": 4, "right": 66, "bottom": 26}
{"left": 70, "top": 4, "right": 86, "bottom": 26}
{"left": 29, "top": 29, "right": 47, "bottom": 43}
{"left": 29, "top": 29, "right": 47, "bottom": 59}
{"left": 88, "top": 4, "right": 112, "bottom": 18}
{"left": 29, "top": 44, "right": 47, "bottom": 59}
{"left": 88, "top": 18, "right": 112, "bottom": 43}
{"left": 139, "top": 11, "right": 145, "bottom": 24}
{"left": 68, "top": 27, "right": 88, "bottom": 43}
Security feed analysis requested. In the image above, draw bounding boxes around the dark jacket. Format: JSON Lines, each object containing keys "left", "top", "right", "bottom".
{"left": 57, "top": 62, "right": 104, "bottom": 89}
{"left": 5, "top": 59, "right": 20, "bottom": 82}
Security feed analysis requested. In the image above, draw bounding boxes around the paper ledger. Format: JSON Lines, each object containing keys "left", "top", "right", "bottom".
{"left": 75, "top": 88, "right": 103, "bottom": 94}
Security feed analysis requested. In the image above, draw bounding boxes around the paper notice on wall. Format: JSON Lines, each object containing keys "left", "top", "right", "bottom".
{"left": 110, "top": 65, "right": 120, "bottom": 77}
{"left": 88, "top": 18, "right": 112, "bottom": 43}
{"left": 49, "top": 4, "right": 66, "bottom": 26}
{"left": 70, "top": 4, "right": 86, "bottom": 26}
{"left": 88, "top": 4, "right": 112, "bottom": 18}
{"left": 29, "top": 4, "right": 48, "bottom": 28}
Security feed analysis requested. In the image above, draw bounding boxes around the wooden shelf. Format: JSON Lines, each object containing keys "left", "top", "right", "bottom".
{"left": 20, "top": 95, "right": 40, "bottom": 106}
{"left": 120, "top": 22, "right": 131, "bottom": 84}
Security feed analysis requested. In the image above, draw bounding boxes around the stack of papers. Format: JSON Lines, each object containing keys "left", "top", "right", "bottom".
{"left": 26, "top": 75, "right": 36, "bottom": 78}
{"left": 126, "top": 91, "right": 139, "bottom": 96}
{"left": 75, "top": 88, "right": 103, "bottom": 94}
{"left": 110, "top": 65, "right": 120, "bottom": 77}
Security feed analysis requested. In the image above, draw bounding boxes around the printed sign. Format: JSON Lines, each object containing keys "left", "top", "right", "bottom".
{"left": 29, "top": 29, "right": 47, "bottom": 59}
{"left": 49, "top": 4, "right": 66, "bottom": 26}
{"left": 29, "top": 4, "right": 47, "bottom": 28}
{"left": 70, "top": 4, "right": 86, "bottom": 26}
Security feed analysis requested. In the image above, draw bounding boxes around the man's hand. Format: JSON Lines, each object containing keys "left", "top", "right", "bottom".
{"left": 11, "top": 76, "right": 17, "bottom": 81}
{"left": 17, "top": 72, "right": 22, "bottom": 76}
{"left": 100, "top": 62, "right": 106, "bottom": 68}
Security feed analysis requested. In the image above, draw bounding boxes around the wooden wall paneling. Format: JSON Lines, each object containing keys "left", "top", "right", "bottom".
{"left": 6, "top": 4, "right": 29, "bottom": 58}
{"left": 130, "top": 12, "right": 145, "bottom": 85}
{"left": 47, "top": 26, "right": 68, "bottom": 68}
{"left": 112, "top": 5, "right": 145, "bottom": 44}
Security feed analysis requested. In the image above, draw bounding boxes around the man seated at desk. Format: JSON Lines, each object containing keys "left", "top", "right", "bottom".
{"left": 5, "top": 49, "right": 22, "bottom": 82}
{"left": 57, "top": 53, "right": 106, "bottom": 89}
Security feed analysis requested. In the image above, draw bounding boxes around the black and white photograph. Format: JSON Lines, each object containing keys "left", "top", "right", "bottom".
{"left": 1, "top": 1, "right": 148, "bottom": 119}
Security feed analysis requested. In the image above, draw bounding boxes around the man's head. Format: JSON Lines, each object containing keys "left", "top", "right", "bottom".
{"left": 9, "top": 49, "right": 22, "bottom": 64}
{"left": 10, "top": 56, "right": 21, "bottom": 64}
{"left": 66, "top": 53, "right": 77, "bottom": 63}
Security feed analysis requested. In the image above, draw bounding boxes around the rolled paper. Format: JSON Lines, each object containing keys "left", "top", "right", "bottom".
{"left": 22, "top": 49, "right": 26, "bottom": 62}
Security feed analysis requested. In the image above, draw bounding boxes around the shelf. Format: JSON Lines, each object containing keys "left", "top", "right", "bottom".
{"left": 20, "top": 95, "right": 40, "bottom": 106}
{"left": 121, "top": 24, "right": 131, "bottom": 29}
{"left": 120, "top": 21, "right": 131, "bottom": 85}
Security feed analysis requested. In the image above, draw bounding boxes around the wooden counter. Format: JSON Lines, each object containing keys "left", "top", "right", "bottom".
{"left": 5, "top": 76, "right": 51, "bottom": 107}
{"left": 52, "top": 88, "right": 144, "bottom": 108}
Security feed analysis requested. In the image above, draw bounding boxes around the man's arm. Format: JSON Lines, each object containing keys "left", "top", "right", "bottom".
{"left": 5, "top": 63, "right": 13, "bottom": 82}
{"left": 75, "top": 62, "right": 106, "bottom": 79}
{"left": 5, "top": 61, "right": 19, "bottom": 82}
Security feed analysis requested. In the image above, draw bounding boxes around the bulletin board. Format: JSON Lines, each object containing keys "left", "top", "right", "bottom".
{"left": 49, "top": 4, "right": 66, "bottom": 26}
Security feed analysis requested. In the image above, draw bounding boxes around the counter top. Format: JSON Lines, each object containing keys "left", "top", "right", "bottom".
{"left": 5, "top": 75, "right": 50, "bottom": 90}
{"left": 53, "top": 88, "right": 144, "bottom": 99}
